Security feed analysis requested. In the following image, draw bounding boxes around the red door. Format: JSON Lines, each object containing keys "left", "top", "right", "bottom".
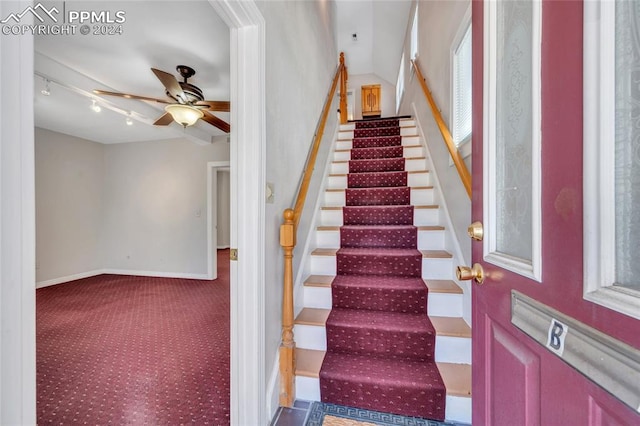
{"left": 470, "top": 1, "right": 640, "bottom": 424}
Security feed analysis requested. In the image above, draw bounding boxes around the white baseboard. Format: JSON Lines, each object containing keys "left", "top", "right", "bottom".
{"left": 103, "top": 269, "right": 210, "bottom": 280}
{"left": 36, "top": 269, "right": 106, "bottom": 288}
{"left": 36, "top": 269, "right": 210, "bottom": 288}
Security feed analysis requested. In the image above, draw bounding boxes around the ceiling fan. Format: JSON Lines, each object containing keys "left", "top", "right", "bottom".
{"left": 94, "top": 65, "right": 230, "bottom": 133}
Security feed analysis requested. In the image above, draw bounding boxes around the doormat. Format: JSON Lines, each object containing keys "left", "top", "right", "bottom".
{"left": 305, "top": 402, "right": 465, "bottom": 426}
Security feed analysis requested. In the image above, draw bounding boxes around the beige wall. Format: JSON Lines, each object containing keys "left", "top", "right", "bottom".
{"left": 35, "top": 128, "right": 230, "bottom": 284}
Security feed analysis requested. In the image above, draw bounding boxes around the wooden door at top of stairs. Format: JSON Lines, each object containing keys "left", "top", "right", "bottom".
{"left": 470, "top": 2, "right": 640, "bottom": 425}
{"left": 361, "top": 85, "right": 381, "bottom": 118}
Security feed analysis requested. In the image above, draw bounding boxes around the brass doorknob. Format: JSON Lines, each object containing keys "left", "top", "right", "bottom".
{"left": 456, "top": 263, "right": 485, "bottom": 284}
{"left": 467, "top": 221, "right": 484, "bottom": 241}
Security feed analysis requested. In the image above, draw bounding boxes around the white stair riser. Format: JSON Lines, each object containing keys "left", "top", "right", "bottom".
{"left": 293, "top": 375, "right": 470, "bottom": 424}
{"left": 319, "top": 208, "right": 440, "bottom": 228}
{"left": 428, "top": 293, "right": 464, "bottom": 317}
{"left": 422, "top": 258, "right": 453, "bottom": 280}
{"left": 330, "top": 158, "right": 426, "bottom": 175}
{"left": 294, "top": 324, "right": 326, "bottom": 351}
{"left": 400, "top": 119, "right": 416, "bottom": 127}
{"left": 316, "top": 229, "right": 445, "bottom": 250}
{"left": 339, "top": 130, "right": 354, "bottom": 139}
{"left": 333, "top": 146, "right": 424, "bottom": 162}
{"left": 401, "top": 127, "right": 417, "bottom": 137}
{"left": 339, "top": 123, "right": 356, "bottom": 131}
{"left": 304, "top": 286, "right": 332, "bottom": 309}
{"left": 323, "top": 188, "right": 434, "bottom": 207}
{"left": 435, "top": 336, "right": 472, "bottom": 364}
{"left": 445, "top": 395, "right": 472, "bottom": 424}
{"left": 327, "top": 172, "right": 431, "bottom": 189}
{"left": 310, "top": 255, "right": 336, "bottom": 275}
{"left": 335, "top": 135, "right": 421, "bottom": 151}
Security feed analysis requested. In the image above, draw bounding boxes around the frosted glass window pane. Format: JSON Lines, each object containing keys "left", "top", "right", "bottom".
{"left": 615, "top": 0, "right": 640, "bottom": 290}
{"left": 494, "top": 1, "right": 533, "bottom": 261}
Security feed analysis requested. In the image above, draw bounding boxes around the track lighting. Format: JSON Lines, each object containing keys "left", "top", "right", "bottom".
{"left": 91, "top": 99, "right": 101, "bottom": 113}
{"left": 41, "top": 79, "right": 50, "bottom": 96}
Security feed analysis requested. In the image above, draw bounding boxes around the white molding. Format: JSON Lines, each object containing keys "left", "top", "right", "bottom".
{"left": 208, "top": 1, "right": 267, "bottom": 425}
{"left": 265, "top": 349, "right": 280, "bottom": 422}
{"left": 482, "top": 0, "right": 542, "bottom": 282}
{"left": 0, "top": 1, "right": 37, "bottom": 423}
{"left": 207, "top": 161, "right": 231, "bottom": 280}
{"left": 36, "top": 270, "right": 105, "bottom": 289}
{"left": 583, "top": 0, "right": 640, "bottom": 319}
{"left": 512, "top": 291, "right": 640, "bottom": 413}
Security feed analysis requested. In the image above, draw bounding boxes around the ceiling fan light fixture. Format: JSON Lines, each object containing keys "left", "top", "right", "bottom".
{"left": 165, "top": 104, "right": 203, "bottom": 127}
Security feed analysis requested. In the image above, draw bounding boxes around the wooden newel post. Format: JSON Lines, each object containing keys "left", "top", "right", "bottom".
{"left": 279, "top": 208, "right": 296, "bottom": 407}
{"left": 339, "top": 52, "right": 348, "bottom": 124}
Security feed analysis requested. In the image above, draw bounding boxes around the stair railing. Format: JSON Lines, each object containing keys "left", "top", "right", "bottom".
{"left": 279, "top": 52, "right": 348, "bottom": 407}
{"left": 411, "top": 59, "right": 472, "bottom": 198}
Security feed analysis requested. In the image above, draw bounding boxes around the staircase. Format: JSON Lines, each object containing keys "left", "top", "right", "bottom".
{"left": 293, "top": 117, "right": 471, "bottom": 424}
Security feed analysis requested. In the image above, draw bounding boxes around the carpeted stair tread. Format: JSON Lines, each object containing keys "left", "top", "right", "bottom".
{"left": 347, "top": 171, "right": 407, "bottom": 188}
{"left": 343, "top": 205, "right": 414, "bottom": 225}
{"left": 331, "top": 275, "right": 427, "bottom": 314}
{"left": 348, "top": 158, "right": 405, "bottom": 173}
{"left": 350, "top": 146, "right": 404, "bottom": 160}
{"left": 320, "top": 352, "right": 446, "bottom": 420}
{"left": 345, "top": 187, "right": 410, "bottom": 206}
{"left": 337, "top": 247, "right": 422, "bottom": 277}
{"left": 340, "top": 225, "right": 417, "bottom": 249}
{"left": 355, "top": 118, "right": 400, "bottom": 128}
{"left": 353, "top": 126, "right": 401, "bottom": 138}
{"left": 352, "top": 135, "right": 402, "bottom": 148}
{"left": 325, "top": 308, "right": 436, "bottom": 361}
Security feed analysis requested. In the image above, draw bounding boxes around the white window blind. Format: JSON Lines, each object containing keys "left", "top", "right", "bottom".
{"left": 411, "top": 5, "right": 418, "bottom": 59}
{"left": 396, "top": 53, "right": 405, "bottom": 114}
{"left": 453, "top": 24, "right": 472, "bottom": 145}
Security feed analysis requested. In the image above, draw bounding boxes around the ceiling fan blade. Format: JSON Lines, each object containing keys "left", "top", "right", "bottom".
{"left": 194, "top": 100, "right": 230, "bottom": 112}
{"left": 93, "top": 89, "right": 170, "bottom": 104}
{"left": 153, "top": 112, "right": 174, "bottom": 126}
{"left": 151, "top": 68, "right": 186, "bottom": 102}
{"left": 201, "top": 111, "right": 230, "bottom": 133}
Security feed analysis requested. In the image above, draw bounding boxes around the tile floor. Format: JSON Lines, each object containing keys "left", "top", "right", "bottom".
{"left": 271, "top": 400, "right": 312, "bottom": 426}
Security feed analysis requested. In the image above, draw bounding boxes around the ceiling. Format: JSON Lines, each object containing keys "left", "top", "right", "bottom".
{"left": 34, "top": 1, "right": 230, "bottom": 145}
{"left": 33, "top": 1, "right": 410, "bottom": 145}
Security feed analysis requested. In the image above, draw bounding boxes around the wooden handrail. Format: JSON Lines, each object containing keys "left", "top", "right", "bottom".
{"left": 411, "top": 59, "right": 472, "bottom": 198}
{"left": 279, "top": 53, "right": 347, "bottom": 407}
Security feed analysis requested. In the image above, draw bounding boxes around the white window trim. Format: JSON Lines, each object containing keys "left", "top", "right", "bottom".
{"left": 583, "top": 0, "right": 640, "bottom": 320}
{"left": 483, "top": 0, "right": 543, "bottom": 282}
{"left": 397, "top": 52, "right": 405, "bottom": 115}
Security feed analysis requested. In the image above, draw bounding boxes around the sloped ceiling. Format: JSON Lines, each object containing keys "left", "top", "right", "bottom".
{"left": 336, "top": 0, "right": 412, "bottom": 85}
{"left": 33, "top": 1, "right": 230, "bottom": 145}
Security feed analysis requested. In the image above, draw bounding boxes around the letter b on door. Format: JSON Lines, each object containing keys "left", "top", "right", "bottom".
{"left": 546, "top": 318, "right": 568, "bottom": 356}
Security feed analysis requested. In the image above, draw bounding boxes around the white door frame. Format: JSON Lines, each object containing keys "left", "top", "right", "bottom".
{"left": 0, "top": 0, "right": 266, "bottom": 424}
{"left": 208, "top": 1, "right": 267, "bottom": 425}
{"left": 0, "top": 1, "right": 37, "bottom": 423}
{"left": 207, "top": 161, "right": 231, "bottom": 280}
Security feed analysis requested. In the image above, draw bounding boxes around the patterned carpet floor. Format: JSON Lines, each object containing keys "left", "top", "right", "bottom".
{"left": 36, "top": 250, "right": 230, "bottom": 425}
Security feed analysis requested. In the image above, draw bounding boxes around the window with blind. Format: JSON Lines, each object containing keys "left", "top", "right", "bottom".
{"left": 453, "top": 24, "right": 472, "bottom": 146}
{"left": 396, "top": 53, "right": 405, "bottom": 114}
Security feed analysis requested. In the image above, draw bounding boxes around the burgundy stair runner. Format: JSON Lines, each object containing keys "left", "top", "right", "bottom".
{"left": 319, "top": 118, "right": 446, "bottom": 421}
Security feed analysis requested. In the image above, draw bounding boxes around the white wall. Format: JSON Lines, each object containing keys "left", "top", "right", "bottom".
{"left": 35, "top": 128, "right": 104, "bottom": 283}
{"left": 35, "top": 129, "right": 230, "bottom": 284}
{"left": 255, "top": 0, "right": 338, "bottom": 407}
{"left": 348, "top": 73, "right": 397, "bottom": 119}
{"left": 398, "top": 0, "right": 471, "bottom": 263}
